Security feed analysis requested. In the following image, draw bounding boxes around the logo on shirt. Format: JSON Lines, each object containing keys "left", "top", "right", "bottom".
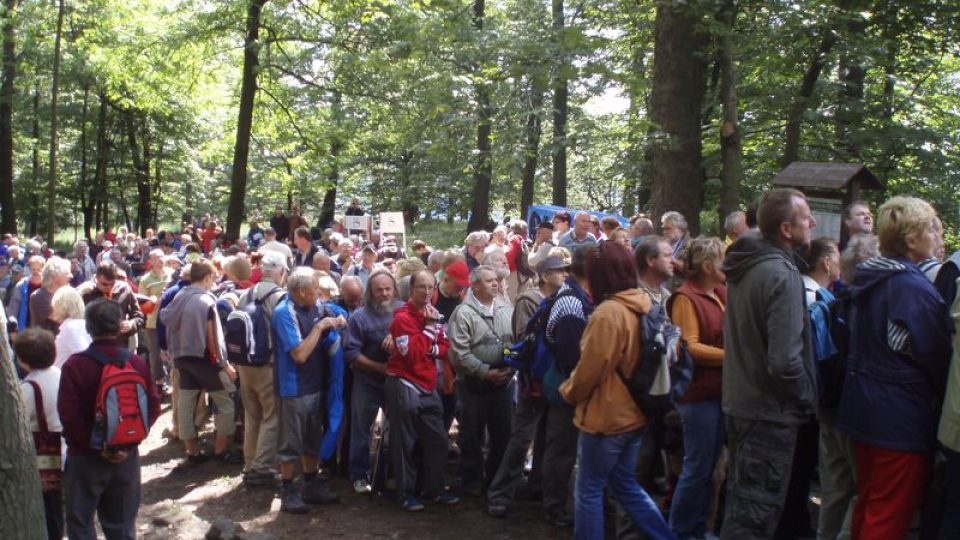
{"left": 396, "top": 335, "right": 409, "bottom": 356}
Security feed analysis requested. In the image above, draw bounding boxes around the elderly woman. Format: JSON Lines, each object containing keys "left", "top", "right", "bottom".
{"left": 559, "top": 241, "right": 674, "bottom": 540}
{"left": 836, "top": 197, "right": 951, "bottom": 540}
{"left": 50, "top": 286, "right": 91, "bottom": 368}
{"left": 666, "top": 237, "right": 726, "bottom": 540}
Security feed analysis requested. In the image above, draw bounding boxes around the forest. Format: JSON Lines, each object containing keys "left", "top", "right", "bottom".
{"left": 0, "top": 0, "right": 958, "bottom": 245}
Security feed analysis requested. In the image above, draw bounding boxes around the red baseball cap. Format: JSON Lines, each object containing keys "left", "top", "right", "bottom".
{"left": 444, "top": 261, "right": 470, "bottom": 288}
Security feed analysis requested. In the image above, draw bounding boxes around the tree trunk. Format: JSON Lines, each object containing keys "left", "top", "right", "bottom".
{"left": 520, "top": 76, "right": 545, "bottom": 221}
{"left": 780, "top": 29, "right": 837, "bottom": 168}
{"left": 152, "top": 141, "right": 162, "bottom": 228}
{"left": 124, "top": 110, "right": 151, "bottom": 236}
{"left": 78, "top": 84, "right": 91, "bottom": 241}
{"left": 45, "top": 0, "right": 65, "bottom": 245}
{"left": 92, "top": 92, "right": 109, "bottom": 237}
{"left": 550, "top": 0, "right": 567, "bottom": 207}
{"left": 0, "top": 0, "right": 19, "bottom": 234}
{"left": 29, "top": 82, "right": 39, "bottom": 236}
{"left": 318, "top": 90, "right": 342, "bottom": 230}
{"left": 717, "top": 0, "right": 742, "bottom": 224}
{"left": 0, "top": 307, "right": 47, "bottom": 539}
{"left": 835, "top": 13, "right": 866, "bottom": 162}
{"left": 467, "top": 0, "right": 492, "bottom": 232}
{"left": 226, "top": 0, "right": 268, "bottom": 241}
{"left": 649, "top": 2, "right": 709, "bottom": 235}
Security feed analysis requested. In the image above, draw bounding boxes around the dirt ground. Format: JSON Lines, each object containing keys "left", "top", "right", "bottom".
{"left": 136, "top": 401, "right": 569, "bottom": 539}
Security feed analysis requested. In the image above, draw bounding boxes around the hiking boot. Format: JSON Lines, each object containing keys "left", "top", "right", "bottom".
{"left": 545, "top": 510, "right": 574, "bottom": 528}
{"left": 186, "top": 452, "right": 209, "bottom": 465}
{"left": 432, "top": 493, "right": 460, "bottom": 506}
{"left": 487, "top": 503, "right": 508, "bottom": 518}
{"left": 401, "top": 495, "right": 425, "bottom": 512}
{"left": 243, "top": 471, "right": 279, "bottom": 487}
{"left": 212, "top": 450, "right": 242, "bottom": 464}
{"left": 353, "top": 479, "right": 372, "bottom": 494}
{"left": 280, "top": 484, "right": 308, "bottom": 514}
{"left": 302, "top": 479, "right": 341, "bottom": 505}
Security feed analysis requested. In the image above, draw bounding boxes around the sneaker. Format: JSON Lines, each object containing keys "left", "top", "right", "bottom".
{"left": 432, "top": 493, "right": 460, "bottom": 505}
{"left": 302, "top": 479, "right": 341, "bottom": 505}
{"left": 401, "top": 495, "right": 425, "bottom": 512}
{"left": 487, "top": 503, "right": 507, "bottom": 518}
{"left": 353, "top": 479, "right": 373, "bottom": 494}
{"left": 212, "top": 450, "right": 242, "bottom": 464}
{"left": 280, "top": 485, "right": 309, "bottom": 514}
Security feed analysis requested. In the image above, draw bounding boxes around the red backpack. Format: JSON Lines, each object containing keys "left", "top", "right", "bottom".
{"left": 85, "top": 347, "right": 150, "bottom": 450}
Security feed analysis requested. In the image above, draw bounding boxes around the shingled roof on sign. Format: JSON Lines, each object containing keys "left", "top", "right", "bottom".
{"left": 772, "top": 162, "right": 884, "bottom": 191}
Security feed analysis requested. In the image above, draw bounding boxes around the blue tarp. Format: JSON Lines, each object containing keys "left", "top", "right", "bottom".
{"left": 525, "top": 204, "right": 629, "bottom": 231}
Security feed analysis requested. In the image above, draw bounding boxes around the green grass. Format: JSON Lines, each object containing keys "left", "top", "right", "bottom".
{"left": 407, "top": 220, "right": 468, "bottom": 251}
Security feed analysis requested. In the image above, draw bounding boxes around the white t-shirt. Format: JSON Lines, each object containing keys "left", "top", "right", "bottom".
{"left": 20, "top": 366, "right": 63, "bottom": 433}
{"left": 55, "top": 318, "right": 92, "bottom": 368}
{"left": 259, "top": 240, "right": 293, "bottom": 261}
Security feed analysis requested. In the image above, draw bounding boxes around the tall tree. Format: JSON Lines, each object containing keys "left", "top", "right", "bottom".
{"left": 519, "top": 76, "right": 545, "bottom": 221}
{"left": 649, "top": 1, "right": 709, "bottom": 234}
{"left": 467, "top": 0, "right": 492, "bottom": 232}
{"left": 226, "top": 0, "right": 268, "bottom": 241}
{"left": 45, "top": 0, "right": 65, "bottom": 245}
{"left": 550, "top": 0, "right": 567, "bottom": 207}
{"left": 0, "top": 0, "right": 17, "bottom": 233}
{"left": 717, "top": 0, "right": 742, "bottom": 222}
{"left": 0, "top": 310, "right": 47, "bottom": 539}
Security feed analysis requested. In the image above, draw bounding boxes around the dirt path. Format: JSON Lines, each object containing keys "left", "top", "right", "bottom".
{"left": 136, "top": 403, "right": 568, "bottom": 539}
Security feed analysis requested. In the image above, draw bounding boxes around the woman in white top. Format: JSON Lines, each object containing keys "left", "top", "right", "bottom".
{"left": 16, "top": 327, "right": 64, "bottom": 540}
{"left": 50, "top": 286, "right": 91, "bottom": 368}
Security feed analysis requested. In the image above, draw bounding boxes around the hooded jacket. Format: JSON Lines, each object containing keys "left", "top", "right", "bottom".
{"left": 159, "top": 284, "right": 226, "bottom": 364}
{"left": 722, "top": 235, "right": 816, "bottom": 424}
{"left": 560, "top": 289, "right": 650, "bottom": 435}
{"left": 836, "top": 256, "right": 951, "bottom": 453}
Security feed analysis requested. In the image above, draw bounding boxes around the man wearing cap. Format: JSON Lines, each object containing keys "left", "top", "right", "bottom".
{"left": 346, "top": 243, "right": 380, "bottom": 289}
{"left": 487, "top": 252, "right": 570, "bottom": 518}
{"left": 432, "top": 259, "right": 471, "bottom": 432}
{"left": 235, "top": 251, "right": 289, "bottom": 486}
{"left": 529, "top": 221, "right": 556, "bottom": 268}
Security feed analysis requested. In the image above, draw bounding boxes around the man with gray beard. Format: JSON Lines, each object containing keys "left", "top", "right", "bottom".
{"left": 343, "top": 270, "right": 404, "bottom": 494}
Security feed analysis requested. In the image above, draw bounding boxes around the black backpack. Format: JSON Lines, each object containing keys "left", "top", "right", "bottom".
{"left": 617, "top": 303, "right": 694, "bottom": 420}
{"left": 225, "top": 285, "right": 284, "bottom": 366}
{"left": 816, "top": 289, "right": 855, "bottom": 409}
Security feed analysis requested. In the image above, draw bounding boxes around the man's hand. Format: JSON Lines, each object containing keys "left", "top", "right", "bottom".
{"left": 381, "top": 334, "right": 395, "bottom": 354}
{"left": 102, "top": 449, "right": 129, "bottom": 464}
{"left": 483, "top": 367, "right": 513, "bottom": 385}
{"left": 424, "top": 304, "right": 440, "bottom": 322}
{"left": 119, "top": 320, "right": 133, "bottom": 334}
{"left": 223, "top": 363, "right": 238, "bottom": 382}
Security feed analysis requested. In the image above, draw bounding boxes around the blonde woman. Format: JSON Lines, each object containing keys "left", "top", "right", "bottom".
{"left": 50, "top": 286, "right": 91, "bottom": 368}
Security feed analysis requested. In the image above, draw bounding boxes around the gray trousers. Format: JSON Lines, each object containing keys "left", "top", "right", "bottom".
{"left": 543, "top": 401, "right": 579, "bottom": 515}
{"left": 487, "top": 393, "right": 547, "bottom": 507}
{"left": 64, "top": 451, "right": 141, "bottom": 540}
{"left": 721, "top": 416, "right": 799, "bottom": 540}
{"left": 818, "top": 416, "right": 856, "bottom": 540}
{"left": 384, "top": 377, "right": 448, "bottom": 499}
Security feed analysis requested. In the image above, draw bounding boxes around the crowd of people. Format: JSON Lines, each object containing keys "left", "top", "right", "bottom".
{"left": 4, "top": 190, "right": 960, "bottom": 540}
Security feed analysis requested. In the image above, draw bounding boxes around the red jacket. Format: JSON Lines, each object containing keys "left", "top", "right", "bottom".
{"left": 386, "top": 302, "right": 450, "bottom": 392}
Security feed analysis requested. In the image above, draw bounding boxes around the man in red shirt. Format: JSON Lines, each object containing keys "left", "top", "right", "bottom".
{"left": 385, "top": 270, "right": 459, "bottom": 512}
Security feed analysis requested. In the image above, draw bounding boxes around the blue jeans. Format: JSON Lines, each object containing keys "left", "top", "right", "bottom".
{"left": 349, "top": 376, "right": 385, "bottom": 481}
{"left": 670, "top": 399, "right": 723, "bottom": 539}
{"left": 574, "top": 428, "right": 676, "bottom": 540}
{"left": 942, "top": 447, "right": 960, "bottom": 540}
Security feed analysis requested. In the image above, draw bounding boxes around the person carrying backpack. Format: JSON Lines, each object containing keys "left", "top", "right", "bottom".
{"left": 58, "top": 299, "right": 160, "bottom": 540}
{"left": 486, "top": 252, "right": 570, "bottom": 519}
{"left": 559, "top": 241, "right": 674, "bottom": 540}
{"left": 232, "top": 251, "right": 288, "bottom": 486}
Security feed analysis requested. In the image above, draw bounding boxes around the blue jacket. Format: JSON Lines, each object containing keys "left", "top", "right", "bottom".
{"left": 836, "top": 256, "right": 952, "bottom": 452}
{"left": 320, "top": 301, "right": 347, "bottom": 461}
